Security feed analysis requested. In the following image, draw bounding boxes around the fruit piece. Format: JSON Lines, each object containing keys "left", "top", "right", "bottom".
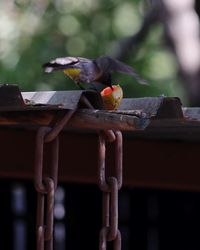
{"left": 101, "top": 85, "right": 123, "bottom": 110}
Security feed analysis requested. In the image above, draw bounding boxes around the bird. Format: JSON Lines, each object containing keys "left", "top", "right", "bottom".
{"left": 42, "top": 55, "right": 147, "bottom": 90}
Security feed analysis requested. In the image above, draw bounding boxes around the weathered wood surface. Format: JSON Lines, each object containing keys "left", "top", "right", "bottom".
{"left": 0, "top": 95, "right": 200, "bottom": 133}
{"left": 119, "top": 97, "right": 183, "bottom": 118}
{"left": 182, "top": 107, "right": 200, "bottom": 121}
{"left": 0, "top": 88, "right": 200, "bottom": 190}
{"left": 0, "top": 87, "right": 200, "bottom": 133}
{"left": 22, "top": 90, "right": 104, "bottom": 110}
{"left": 0, "top": 109, "right": 149, "bottom": 131}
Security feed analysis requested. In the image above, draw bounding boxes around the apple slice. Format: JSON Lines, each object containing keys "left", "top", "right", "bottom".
{"left": 101, "top": 85, "right": 123, "bottom": 110}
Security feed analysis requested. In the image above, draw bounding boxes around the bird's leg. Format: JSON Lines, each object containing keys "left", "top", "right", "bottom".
{"left": 90, "top": 83, "right": 99, "bottom": 91}
{"left": 107, "top": 85, "right": 113, "bottom": 90}
{"left": 76, "top": 82, "right": 85, "bottom": 90}
{"left": 107, "top": 74, "right": 113, "bottom": 90}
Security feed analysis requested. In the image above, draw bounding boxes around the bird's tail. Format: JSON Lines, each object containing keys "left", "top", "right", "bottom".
{"left": 95, "top": 56, "right": 148, "bottom": 85}
{"left": 126, "top": 66, "right": 148, "bottom": 85}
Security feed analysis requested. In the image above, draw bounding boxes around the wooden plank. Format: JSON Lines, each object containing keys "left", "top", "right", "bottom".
{"left": 0, "top": 109, "right": 149, "bottom": 131}
{"left": 182, "top": 107, "right": 200, "bottom": 121}
{"left": 22, "top": 89, "right": 104, "bottom": 110}
{"left": 0, "top": 129, "right": 200, "bottom": 192}
{"left": 119, "top": 97, "right": 183, "bottom": 118}
{"left": 68, "top": 109, "right": 149, "bottom": 130}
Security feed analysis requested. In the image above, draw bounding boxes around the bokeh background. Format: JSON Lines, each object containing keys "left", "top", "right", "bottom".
{"left": 0, "top": 0, "right": 199, "bottom": 106}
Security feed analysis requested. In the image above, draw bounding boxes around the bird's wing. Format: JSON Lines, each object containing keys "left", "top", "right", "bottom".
{"left": 94, "top": 56, "right": 148, "bottom": 85}
{"left": 42, "top": 57, "right": 79, "bottom": 72}
{"left": 50, "top": 57, "right": 79, "bottom": 65}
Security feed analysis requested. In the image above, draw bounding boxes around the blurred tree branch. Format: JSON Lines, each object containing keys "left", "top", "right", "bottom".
{"left": 195, "top": 0, "right": 200, "bottom": 18}
{"left": 111, "top": 3, "right": 159, "bottom": 60}
{"left": 159, "top": 0, "right": 200, "bottom": 106}
{"left": 112, "top": 0, "right": 200, "bottom": 106}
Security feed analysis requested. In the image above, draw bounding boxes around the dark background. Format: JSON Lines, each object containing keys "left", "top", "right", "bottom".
{"left": 1, "top": 181, "right": 200, "bottom": 250}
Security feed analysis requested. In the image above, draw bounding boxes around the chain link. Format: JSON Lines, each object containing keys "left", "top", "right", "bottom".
{"left": 99, "top": 228, "right": 121, "bottom": 250}
{"left": 34, "top": 110, "right": 76, "bottom": 250}
{"left": 98, "top": 130, "right": 123, "bottom": 250}
{"left": 34, "top": 128, "right": 58, "bottom": 250}
{"left": 34, "top": 106, "right": 123, "bottom": 250}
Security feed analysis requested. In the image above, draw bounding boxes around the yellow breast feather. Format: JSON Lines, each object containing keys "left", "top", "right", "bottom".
{"left": 63, "top": 68, "right": 81, "bottom": 80}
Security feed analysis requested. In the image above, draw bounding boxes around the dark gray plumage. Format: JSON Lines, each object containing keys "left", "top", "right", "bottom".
{"left": 43, "top": 55, "right": 148, "bottom": 89}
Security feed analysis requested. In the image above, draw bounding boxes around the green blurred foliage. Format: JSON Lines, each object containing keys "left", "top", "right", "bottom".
{"left": 0, "top": 0, "right": 187, "bottom": 103}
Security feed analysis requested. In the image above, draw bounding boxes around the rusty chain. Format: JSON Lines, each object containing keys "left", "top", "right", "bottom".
{"left": 34, "top": 104, "right": 123, "bottom": 250}
{"left": 34, "top": 110, "right": 76, "bottom": 250}
{"left": 98, "top": 130, "right": 123, "bottom": 250}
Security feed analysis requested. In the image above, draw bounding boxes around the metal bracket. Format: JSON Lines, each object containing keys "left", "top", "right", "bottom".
{"left": 0, "top": 84, "right": 24, "bottom": 107}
